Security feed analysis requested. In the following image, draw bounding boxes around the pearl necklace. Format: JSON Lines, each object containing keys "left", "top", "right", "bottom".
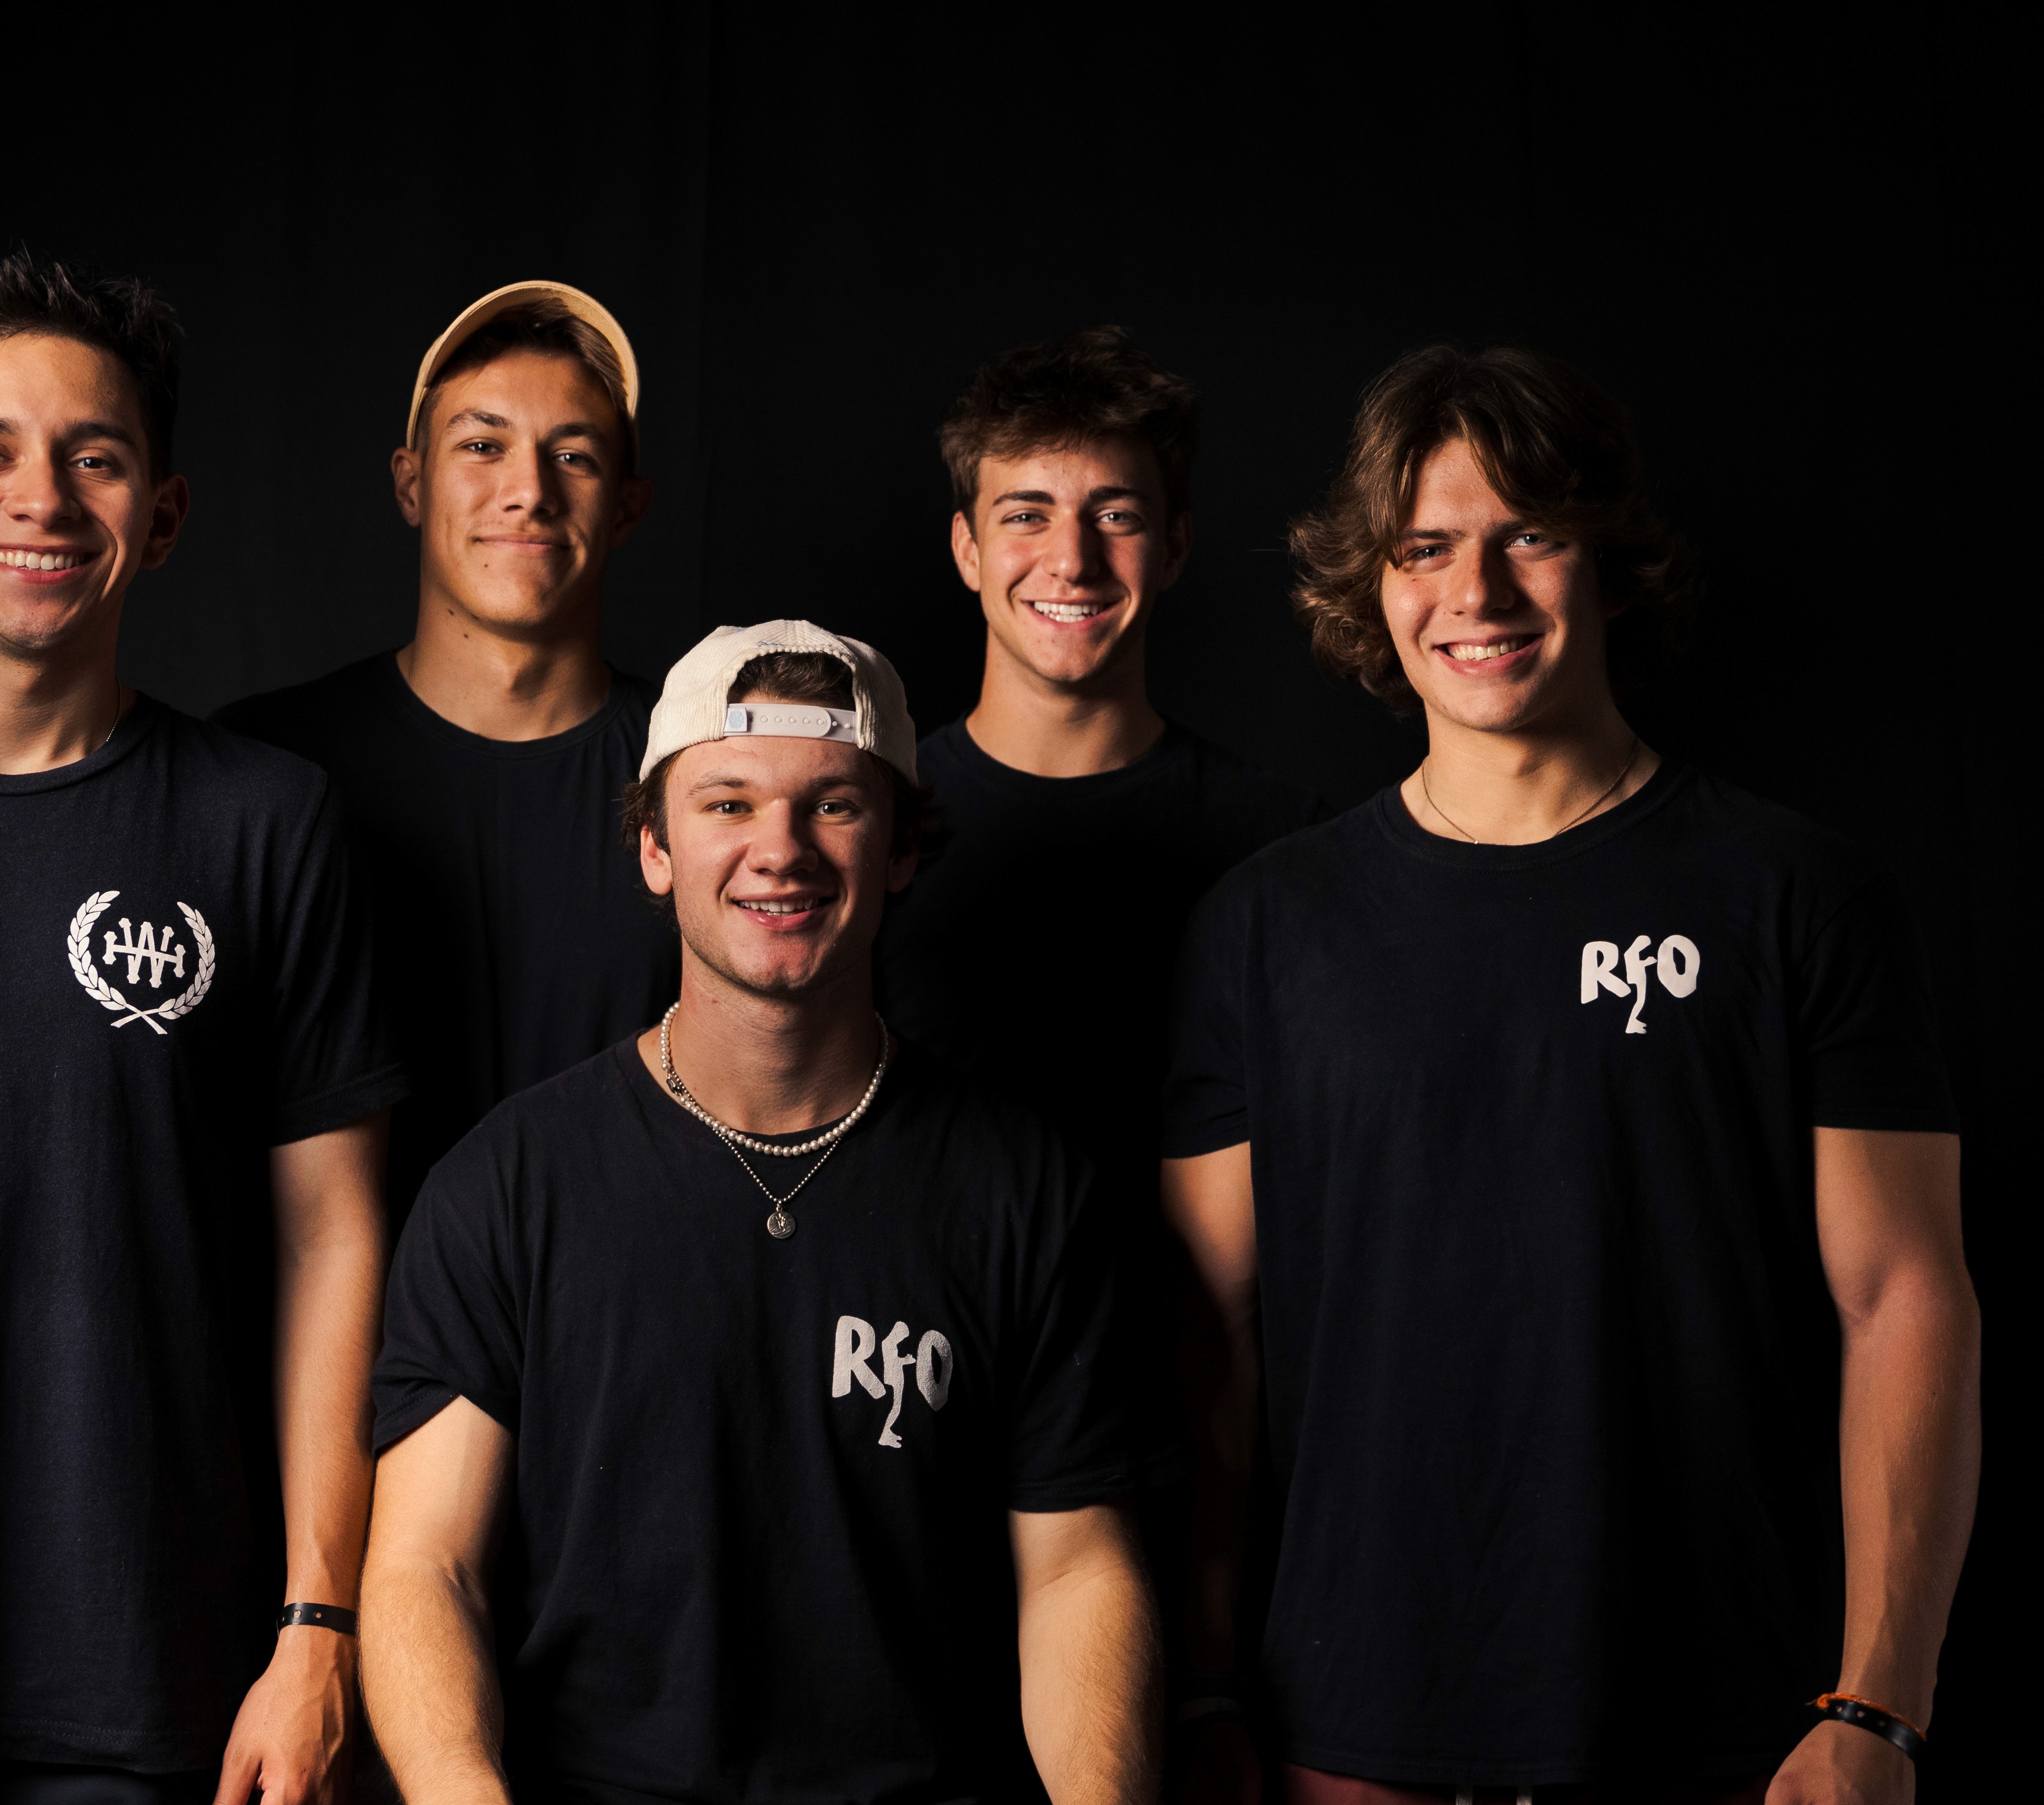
{"left": 656, "top": 1005, "right": 891, "bottom": 1238}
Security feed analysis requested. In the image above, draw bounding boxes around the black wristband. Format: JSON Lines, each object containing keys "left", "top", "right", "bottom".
{"left": 1811, "top": 1693, "right": 1927, "bottom": 1763}
{"left": 276, "top": 1603, "right": 358, "bottom": 1635}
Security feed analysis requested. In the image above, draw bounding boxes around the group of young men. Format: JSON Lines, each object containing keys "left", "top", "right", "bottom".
{"left": 0, "top": 249, "right": 1978, "bottom": 1805}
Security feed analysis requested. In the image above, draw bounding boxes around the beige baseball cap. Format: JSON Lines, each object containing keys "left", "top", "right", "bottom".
{"left": 641, "top": 620, "right": 919, "bottom": 784}
{"left": 406, "top": 280, "right": 641, "bottom": 454}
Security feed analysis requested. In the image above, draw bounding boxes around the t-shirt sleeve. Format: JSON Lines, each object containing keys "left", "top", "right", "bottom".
{"left": 1005, "top": 1155, "right": 1135, "bottom": 1512}
{"left": 1799, "top": 873, "right": 1958, "bottom": 1133}
{"left": 266, "top": 781, "right": 406, "bottom": 1143}
{"left": 1159, "top": 880, "right": 1252, "bottom": 1158}
{"left": 372, "top": 1141, "right": 525, "bottom": 1450}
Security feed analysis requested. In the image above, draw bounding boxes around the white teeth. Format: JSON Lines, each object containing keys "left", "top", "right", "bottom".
{"left": 739, "top": 899, "right": 818, "bottom": 915}
{"left": 2, "top": 550, "right": 84, "bottom": 570}
{"left": 1447, "top": 637, "right": 1532, "bottom": 662}
{"left": 1030, "top": 601, "right": 1106, "bottom": 622}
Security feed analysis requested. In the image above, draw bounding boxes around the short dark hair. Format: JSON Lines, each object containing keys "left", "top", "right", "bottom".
{"left": 0, "top": 248, "right": 182, "bottom": 476}
{"left": 1289, "top": 344, "right": 1697, "bottom": 712}
{"left": 414, "top": 299, "right": 636, "bottom": 474}
{"left": 940, "top": 325, "right": 1199, "bottom": 520}
{"left": 622, "top": 653, "right": 933, "bottom": 875}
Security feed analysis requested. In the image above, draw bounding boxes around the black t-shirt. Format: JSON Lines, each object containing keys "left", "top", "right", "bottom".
{"left": 0, "top": 700, "right": 404, "bottom": 1769}
{"left": 216, "top": 653, "right": 680, "bottom": 1227}
{"left": 373, "top": 1039, "right": 1129, "bottom": 1805}
{"left": 1161, "top": 764, "right": 1957, "bottom": 1787}
{"left": 875, "top": 719, "right": 1322, "bottom": 1473}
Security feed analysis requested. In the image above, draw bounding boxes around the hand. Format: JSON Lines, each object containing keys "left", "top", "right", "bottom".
{"left": 212, "top": 1628, "right": 356, "bottom": 1805}
{"left": 1169, "top": 1714, "right": 1262, "bottom": 1805}
{"left": 1765, "top": 1719, "right": 1914, "bottom": 1805}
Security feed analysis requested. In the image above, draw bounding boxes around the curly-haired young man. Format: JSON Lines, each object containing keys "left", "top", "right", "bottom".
{"left": 0, "top": 252, "right": 403, "bottom": 1804}
{"left": 1162, "top": 347, "right": 1977, "bottom": 1805}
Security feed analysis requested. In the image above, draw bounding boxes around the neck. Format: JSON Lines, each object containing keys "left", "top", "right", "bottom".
{"left": 641, "top": 953, "right": 886, "bottom": 1136}
{"left": 398, "top": 578, "right": 610, "bottom": 742}
{"left": 0, "top": 618, "right": 130, "bottom": 776}
{"left": 965, "top": 632, "right": 1164, "bottom": 777}
{"left": 1401, "top": 699, "right": 1658, "bottom": 845}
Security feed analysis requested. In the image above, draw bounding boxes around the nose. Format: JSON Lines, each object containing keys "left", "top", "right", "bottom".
{"left": 498, "top": 442, "right": 562, "bottom": 518}
{"left": 1040, "top": 512, "right": 1104, "bottom": 588}
{"left": 0, "top": 446, "right": 82, "bottom": 529}
{"left": 746, "top": 800, "right": 820, "bottom": 875}
{"left": 1452, "top": 538, "right": 1518, "bottom": 616}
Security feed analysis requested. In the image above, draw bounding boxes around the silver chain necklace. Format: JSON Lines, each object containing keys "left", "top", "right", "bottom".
{"left": 657, "top": 1004, "right": 891, "bottom": 1239}
{"left": 1421, "top": 736, "right": 1639, "bottom": 847}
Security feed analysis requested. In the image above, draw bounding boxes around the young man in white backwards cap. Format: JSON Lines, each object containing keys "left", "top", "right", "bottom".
{"left": 218, "top": 281, "right": 673, "bottom": 1234}
{"left": 362, "top": 620, "right": 1160, "bottom": 1805}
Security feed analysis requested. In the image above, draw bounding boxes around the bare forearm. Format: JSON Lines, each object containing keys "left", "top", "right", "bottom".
{"left": 1019, "top": 1557, "right": 1162, "bottom": 1805}
{"left": 362, "top": 1558, "right": 511, "bottom": 1805}
{"left": 275, "top": 1221, "right": 383, "bottom": 1604}
{"left": 1836, "top": 1278, "right": 1981, "bottom": 1726}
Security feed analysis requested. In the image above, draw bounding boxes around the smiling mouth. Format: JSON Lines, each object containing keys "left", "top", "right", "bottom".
{"left": 1026, "top": 600, "right": 1109, "bottom": 623}
{"left": 1, "top": 549, "right": 90, "bottom": 571}
{"left": 734, "top": 897, "right": 831, "bottom": 916}
{"left": 1442, "top": 635, "right": 1538, "bottom": 662}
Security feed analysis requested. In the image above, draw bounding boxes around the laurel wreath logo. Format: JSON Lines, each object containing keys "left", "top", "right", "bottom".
{"left": 66, "top": 891, "right": 216, "bottom": 1035}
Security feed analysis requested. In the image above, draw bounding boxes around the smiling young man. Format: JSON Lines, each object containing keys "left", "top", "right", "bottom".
{"left": 0, "top": 254, "right": 403, "bottom": 1803}
{"left": 875, "top": 331, "right": 1321, "bottom": 1594}
{"left": 361, "top": 619, "right": 1159, "bottom": 1805}
{"left": 217, "top": 282, "right": 674, "bottom": 1231}
{"left": 1162, "top": 347, "right": 1979, "bottom": 1805}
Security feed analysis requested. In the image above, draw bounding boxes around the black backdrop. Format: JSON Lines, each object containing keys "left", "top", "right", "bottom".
{"left": 12, "top": 5, "right": 2022, "bottom": 1793}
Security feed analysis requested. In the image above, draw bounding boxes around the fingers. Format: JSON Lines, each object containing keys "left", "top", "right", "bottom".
{"left": 212, "top": 1733, "right": 263, "bottom": 1805}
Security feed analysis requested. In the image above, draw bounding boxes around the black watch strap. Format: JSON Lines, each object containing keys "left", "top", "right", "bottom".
{"left": 276, "top": 1602, "right": 358, "bottom": 1635}
{"left": 1811, "top": 1693, "right": 1927, "bottom": 1762}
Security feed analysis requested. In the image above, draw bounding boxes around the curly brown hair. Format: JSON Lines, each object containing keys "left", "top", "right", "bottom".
{"left": 1288, "top": 345, "right": 1696, "bottom": 712}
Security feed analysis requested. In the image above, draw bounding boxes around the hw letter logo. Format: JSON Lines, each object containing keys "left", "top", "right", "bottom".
{"left": 832, "top": 1314, "right": 954, "bottom": 1449}
{"left": 1581, "top": 933, "right": 1700, "bottom": 1035}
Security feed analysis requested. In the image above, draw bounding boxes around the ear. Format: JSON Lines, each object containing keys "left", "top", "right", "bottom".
{"left": 391, "top": 444, "right": 423, "bottom": 527}
{"left": 640, "top": 821, "right": 676, "bottom": 898}
{"left": 1158, "top": 507, "right": 1194, "bottom": 593}
{"left": 608, "top": 475, "right": 654, "bottom": 547}
{"left": 138, "top": 473, "right": 190, "bottom": 571}
{"left": 886, "top": 844, "right": 919, "bottom": 894}
{"left": 950, "top": 510, "right": 982, "bottom": 593}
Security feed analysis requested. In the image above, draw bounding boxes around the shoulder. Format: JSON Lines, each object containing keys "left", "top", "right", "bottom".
{"left": 148, "top": 700, "right": 339, "bottom": 825}
{"left": 884, "top": 1042, "right": 1087, "bottom": 1192}
{"left": 424, "top": 1045, "right": 642, "bottom": 1202}
{"left": 211, "top": 653, "right": 401, "bottom": 760}
{"left": 606, "top": 667, "right": 661, "bottom": 725}
{"left": 1171, "top": 725, "right": 1326, "bottom": 821}
{"left": 1651, "top": 766, "right": 1886, "bottom": 906}
{"left": 913, "top": 717, "right": 976, "bottom": 783}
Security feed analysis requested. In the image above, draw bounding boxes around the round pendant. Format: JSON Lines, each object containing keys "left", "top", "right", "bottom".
{"left": 766, "top": 1209, "right": 795, "bottom": 1240}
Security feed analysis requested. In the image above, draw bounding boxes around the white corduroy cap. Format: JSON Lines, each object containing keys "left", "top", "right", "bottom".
{"left": 640, "top": 620, "right": 918, "bottom": 784}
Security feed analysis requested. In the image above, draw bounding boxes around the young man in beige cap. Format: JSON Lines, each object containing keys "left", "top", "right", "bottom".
{"left": 361, "top": 619, "right": 1160, "bottom": 1805}
{"left": 219, "top": 281, "right": 673, "bottom": 1231}
{"left": 2, "top": 251, "right": 402, "bottom": 1803}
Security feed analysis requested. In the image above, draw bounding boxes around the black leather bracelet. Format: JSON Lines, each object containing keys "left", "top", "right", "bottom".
{"left": 1811, "top": 1693, "right": 1927, "bottom": 1762}
{"left": 276, "top": 1602, "right": 358, "bottom": 1635}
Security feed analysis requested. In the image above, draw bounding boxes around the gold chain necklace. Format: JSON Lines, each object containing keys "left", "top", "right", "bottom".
{"left": 1421, "top": 736, "right": 1639, "bottom": 847}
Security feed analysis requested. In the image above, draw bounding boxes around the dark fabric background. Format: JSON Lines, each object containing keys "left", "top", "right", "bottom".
{"left": 11, "top": 5, "right": 2022, "bottom": 1793}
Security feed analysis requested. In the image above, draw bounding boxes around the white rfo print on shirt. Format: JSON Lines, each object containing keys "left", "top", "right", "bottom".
{"left": 831, "top": 1314, "right": 954, "bottom": 1448}
{"left": 66, "top": 891, "right": 216, "bottom": 1036}
{"left": 1580, "top": 933, "right": 1700, "bottom": 1035}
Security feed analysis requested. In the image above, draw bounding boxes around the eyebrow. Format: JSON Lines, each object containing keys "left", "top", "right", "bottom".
{"left": 988, "top": 484, "right": 1153, "bottom": 507}
{"left": 0, "top": 417, "right": 141, "bottom": 448}
{"left": 444, "top": 410, "right": 610, "bottom": 445}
